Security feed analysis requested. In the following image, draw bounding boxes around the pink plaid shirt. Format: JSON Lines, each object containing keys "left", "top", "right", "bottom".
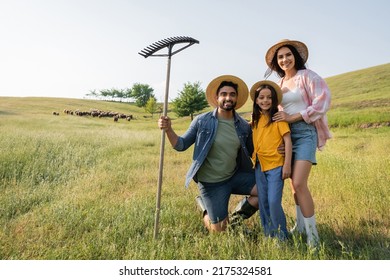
{"left": 278, "top": 69, "right": 332, "bottom": 150}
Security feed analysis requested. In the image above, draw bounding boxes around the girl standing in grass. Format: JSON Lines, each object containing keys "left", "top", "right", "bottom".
{"left": 265, "top": 39, "right": 331, "bottom": 247}
{"left": 250, "top": 80, "right": 292, "bottom": 240}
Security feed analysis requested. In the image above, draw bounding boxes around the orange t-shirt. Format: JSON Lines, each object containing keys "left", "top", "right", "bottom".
{"left": 252, "top": 115, "right": 290, "bottom": 172}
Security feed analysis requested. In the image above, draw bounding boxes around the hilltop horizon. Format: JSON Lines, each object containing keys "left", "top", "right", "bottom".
{"left": 1, "top": 62, "right": 389, "bottom": 101}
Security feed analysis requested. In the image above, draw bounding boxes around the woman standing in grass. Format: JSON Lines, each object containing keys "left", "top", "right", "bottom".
{"left": 264, "top": 39, "right": 331, "bottom": 247}
{"left": 250, "top": 80, "right": 292, "bottom": 240}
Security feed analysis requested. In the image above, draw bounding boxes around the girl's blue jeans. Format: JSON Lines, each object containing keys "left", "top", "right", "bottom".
{"left": 255, "top": 163, "right": 288, "bottom": 240}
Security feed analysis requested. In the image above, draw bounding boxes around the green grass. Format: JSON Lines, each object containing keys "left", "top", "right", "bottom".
{"left": 0, "top": 64, "right": 389, "bottom": 260}
{"left": 326, "top": 63, "right": 390, "bottom": 128}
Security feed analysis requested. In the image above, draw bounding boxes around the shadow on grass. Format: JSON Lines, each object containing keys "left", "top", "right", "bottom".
{"left": 319, "top": 220, "right": 390, "bottom": 259}
{"left": 0, "top": 110, "right": 17, "bottom": 115}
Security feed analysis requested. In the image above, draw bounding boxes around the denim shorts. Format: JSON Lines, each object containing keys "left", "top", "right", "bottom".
{"left": 290, "top": 121, "right": 317, "bottom": 164}
{"left": 197, "top": 171, "right": 255, "bottom": 224}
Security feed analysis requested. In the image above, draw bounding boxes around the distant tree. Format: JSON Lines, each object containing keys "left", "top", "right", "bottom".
{"left": 124, "top": 88, "right": 132, "bottom": 99}
{"left": 87, "top": 89, "right": 98, "bottom": 97}
{"left": 130, "top": 83, "right": 155, "bottom": 107}
{"left": 99, "top": 89, "right": 111, "bottom": 98}
{"left": 172, "top": 82, "right": 208, "bottom": 120}
{"left": 85, "top": 89, "right": 99, "bottom": 100}
{"left": 86, "top": 87, "right": 133, "bottom": 102}
{"left": 145, "top": 96, "right": 159, "bottom": 118}
{"left": 112, "top": 88, "right": 124, "bottom": 99}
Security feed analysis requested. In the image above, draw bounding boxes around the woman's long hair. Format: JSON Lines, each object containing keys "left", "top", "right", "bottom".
{"left": 252, "top": 85, "right": 280, "bottom": 128}
{"left": 264, "top": 44, "right": 306, "bottom": 79}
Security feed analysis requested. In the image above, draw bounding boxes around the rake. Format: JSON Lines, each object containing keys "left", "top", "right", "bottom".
{"left": 139, "top": 36, "right": 199, "bottom": 239}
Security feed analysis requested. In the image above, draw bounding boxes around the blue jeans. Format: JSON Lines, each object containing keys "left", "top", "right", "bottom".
{"left": 197, "top": 171, "right": 255, "bottom": 224}
{"left": 290, "top": 121, "right": 317, "bottom": 164}
{"left": 255, "top": 164, "right": 288, "bottom": 240}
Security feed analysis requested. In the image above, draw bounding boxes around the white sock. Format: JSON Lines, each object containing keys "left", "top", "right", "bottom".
{"left": 303, "top": 215, "right": 320, "bottom": 247}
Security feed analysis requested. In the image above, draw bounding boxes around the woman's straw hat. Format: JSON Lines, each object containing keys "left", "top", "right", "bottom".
{"left": 265, "top": 39, "right": 309, "bottom": 70}
{"left": 250, "top": 80, "right": 283, "bottom": 105}
{"left": 205, "top": 75, "right": 249, "bottom": 109}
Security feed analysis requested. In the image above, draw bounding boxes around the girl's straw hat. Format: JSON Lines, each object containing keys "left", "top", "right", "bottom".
{"left": 265, "top": 39, "right": 309, "bottom": 70}
{"left": 206, "top": 75, "right": 249, "bottom": 109}
{"left": 250, "top": 80, "right": 283, "bottom": 105}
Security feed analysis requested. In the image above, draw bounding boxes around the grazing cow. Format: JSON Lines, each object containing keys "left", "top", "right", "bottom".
{"left": 52, "top": 112, "right": 59, "bottom": 115}
{"left": 113, "top": 115, "right": 119, "bottom": 122}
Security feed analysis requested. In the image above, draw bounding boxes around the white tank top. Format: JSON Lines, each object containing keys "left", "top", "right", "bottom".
{"left": 280, "top": 87, "right": 307, "bottom": 115}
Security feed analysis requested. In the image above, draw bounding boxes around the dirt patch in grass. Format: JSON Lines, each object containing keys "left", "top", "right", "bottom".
{"left": 359, "top": 121, "right": 390, "bottom": 129}
{"left": 332, "top": 99, "right": 390, "bottom": 109}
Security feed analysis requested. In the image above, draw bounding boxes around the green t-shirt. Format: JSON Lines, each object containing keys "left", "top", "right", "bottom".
{"left": 196, "top": 118, "right": 240, "bottom": 183}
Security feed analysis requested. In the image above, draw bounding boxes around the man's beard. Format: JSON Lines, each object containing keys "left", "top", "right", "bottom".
{"left": 219, "top": 101, "right": 236, "bottom": 111}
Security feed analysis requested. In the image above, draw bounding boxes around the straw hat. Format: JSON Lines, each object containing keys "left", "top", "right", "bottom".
{"left": 265, "top": 39, "right": 309, "bottom": 70}
{"left": 250, "top": 80, "right": 283, "bottom": 105}
{"left": 205, "top": 75, "right": 249, "bottom": 109}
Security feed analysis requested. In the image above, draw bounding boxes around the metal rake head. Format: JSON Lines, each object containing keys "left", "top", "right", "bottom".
{"left": 138, "top": 36, "right": 199, "bottom": 58}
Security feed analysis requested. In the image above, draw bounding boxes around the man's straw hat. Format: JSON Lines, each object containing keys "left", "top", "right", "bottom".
{"left": 205, "top": 75, "right": 249, "bottom": 109}
{"left": 265, "top": 39, "right": 309, "bottom": 70}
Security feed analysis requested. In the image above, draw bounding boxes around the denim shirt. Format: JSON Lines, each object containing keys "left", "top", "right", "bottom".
{"left": 174, "top": 108, "right": 254, "bottom": 188}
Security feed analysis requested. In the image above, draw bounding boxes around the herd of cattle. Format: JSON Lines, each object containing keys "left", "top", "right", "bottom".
{"left": 53, "top": 109, "right": 134, "bottom": 122}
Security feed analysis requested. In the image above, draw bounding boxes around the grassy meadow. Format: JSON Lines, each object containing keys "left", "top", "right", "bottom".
{"left": 1, "top": 64, "right": 389, "bottom": 260}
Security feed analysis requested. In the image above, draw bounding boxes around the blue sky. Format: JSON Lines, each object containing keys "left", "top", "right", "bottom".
{"left": 1, "top": 0, "right": 389, "bottom": 101}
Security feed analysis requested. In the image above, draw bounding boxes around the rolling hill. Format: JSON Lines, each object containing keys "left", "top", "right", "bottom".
{"left": 1, "top": 63, "right": 389, "bottom": 128}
